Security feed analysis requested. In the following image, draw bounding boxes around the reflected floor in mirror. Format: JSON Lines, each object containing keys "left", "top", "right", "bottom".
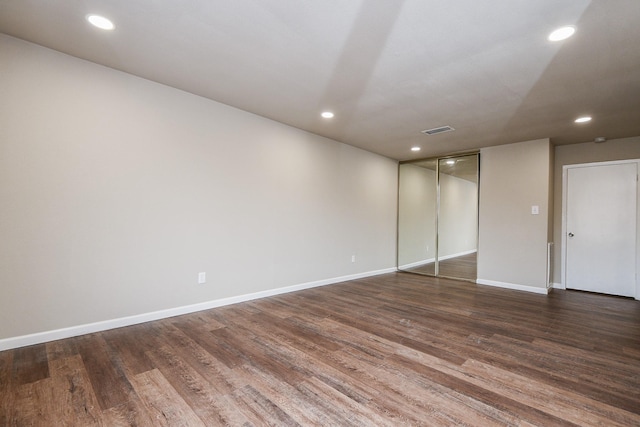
{"left": 405, "top": 252, "right": 477, "bottom": 281}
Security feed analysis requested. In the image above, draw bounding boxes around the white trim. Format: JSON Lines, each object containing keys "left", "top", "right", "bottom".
{"left": 547, "top": 242, "right": 553, "bottom": 288}
{"left": 0, "top": 267, "right": 396, "bottom": 351}
{"left": 552, "top": 282, "right": 565, "bottom": 290}
{"left": 476, "top": 278, "right": 550, "bottom": 295}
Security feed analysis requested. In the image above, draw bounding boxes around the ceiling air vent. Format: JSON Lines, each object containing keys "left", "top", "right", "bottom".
{"left": 421, "top": 125, "right": 455, "bottom": 135}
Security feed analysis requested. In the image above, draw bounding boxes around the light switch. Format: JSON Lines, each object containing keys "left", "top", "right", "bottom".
{"left": 531, "top": 205, "right": 539, "bottom": 215}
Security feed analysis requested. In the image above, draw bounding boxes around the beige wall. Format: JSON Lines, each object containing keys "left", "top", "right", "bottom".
{"left": 552, "top": 136, "right": 640, "bottom": 285}
{"left": 0, "top": 35, "right": 398, "bottom": 342}
{"left": 4, "top": 32, "right": 637, "bottom": 347}
{"left": 478, "top": 139, "right": 552, "bottom": 291}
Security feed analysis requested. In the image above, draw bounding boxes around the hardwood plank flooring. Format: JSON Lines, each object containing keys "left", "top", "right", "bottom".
{"left": 2, "top": 272, "right": 640, "bottom": 426}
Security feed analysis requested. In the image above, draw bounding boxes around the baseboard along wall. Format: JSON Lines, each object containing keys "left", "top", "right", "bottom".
{"left": 476, "top": 278, "right": 551, "bottom": 295}
{"left": 0, "top": 267, "right": 396, "bottom": 351}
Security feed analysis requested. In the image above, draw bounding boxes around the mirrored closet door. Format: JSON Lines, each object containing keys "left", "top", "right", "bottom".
{"left": 397, "top": 153, "right": 478, "bottom": 281}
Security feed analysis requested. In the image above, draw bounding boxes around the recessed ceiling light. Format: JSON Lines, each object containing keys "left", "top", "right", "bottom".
{"left": 548, "top": 26, "right": 575, "bottom": 42}
{"left": 87, "top": 14, "right": 115, "bottom": 30}
{"left": 321, "top": 111, "right": 334, "bottom": 119}
{"left": 411, "top": 147, "right": 421, "bottom": 152}
{"left": 574, "top": 116, "right": 592, "bottom": 123}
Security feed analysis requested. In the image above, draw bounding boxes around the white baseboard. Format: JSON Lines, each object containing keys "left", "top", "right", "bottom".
{"left": 476, "top": 278, "right": 550, "bottom": 295}
{"left": 552, "top": 282, "right": 565, "bottom": 289}
{"left": 0, "top": 267, "right": 396, "bottom": 352}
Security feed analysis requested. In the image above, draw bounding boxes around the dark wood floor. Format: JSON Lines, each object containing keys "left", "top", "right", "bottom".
{"left": 2, "top": 272, "right": 640, "bottom": 426}
{"left": 405, "top": 252, "right": 477, "bottom": 281}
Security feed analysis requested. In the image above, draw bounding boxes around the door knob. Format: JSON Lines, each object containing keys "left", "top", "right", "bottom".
{"left": 568, "top": 232, "right": 574, "bottom": 237}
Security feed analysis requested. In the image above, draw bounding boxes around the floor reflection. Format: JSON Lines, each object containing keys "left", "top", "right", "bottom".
{"left": 405, "top": 252, "right": 477, "bottom": 282}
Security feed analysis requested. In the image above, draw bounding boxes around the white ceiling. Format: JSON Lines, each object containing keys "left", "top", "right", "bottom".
{"left": 1, "top": 0, "right": 639, "bottom": 160}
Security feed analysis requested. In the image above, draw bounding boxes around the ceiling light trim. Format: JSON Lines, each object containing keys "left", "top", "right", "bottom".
{"left": 548, "top": 26, "right": 575, "bottom": 42}
{"left": 86, "top": 14, "right": 115, "bottom": 30}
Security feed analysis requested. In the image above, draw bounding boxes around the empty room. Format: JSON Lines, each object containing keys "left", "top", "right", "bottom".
{"left": 1, "top": 1, "right": 640, "bottom": 425}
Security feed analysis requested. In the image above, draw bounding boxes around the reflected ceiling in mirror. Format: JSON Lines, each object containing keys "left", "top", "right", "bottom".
{"left": 407, "top": 154, "right": 478, "bottom": 183}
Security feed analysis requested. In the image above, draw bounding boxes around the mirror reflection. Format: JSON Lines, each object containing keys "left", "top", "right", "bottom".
{"left": 398, "top": 154, "right": 478, "bottom": 281}
{"left": 398, "top": 159, "right": 437, "bottom": 275}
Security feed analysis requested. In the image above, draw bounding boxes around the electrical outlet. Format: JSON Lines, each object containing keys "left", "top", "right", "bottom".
{"left": 351, "top": 255, "right": 356, "bottom": 263}
{"left": 198, "top": 272, "right": 206, "bottom": 284}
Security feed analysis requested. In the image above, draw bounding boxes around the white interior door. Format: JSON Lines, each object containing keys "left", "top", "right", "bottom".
{"left": 565, "top": 162, "right": 637, "bottom": 297}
